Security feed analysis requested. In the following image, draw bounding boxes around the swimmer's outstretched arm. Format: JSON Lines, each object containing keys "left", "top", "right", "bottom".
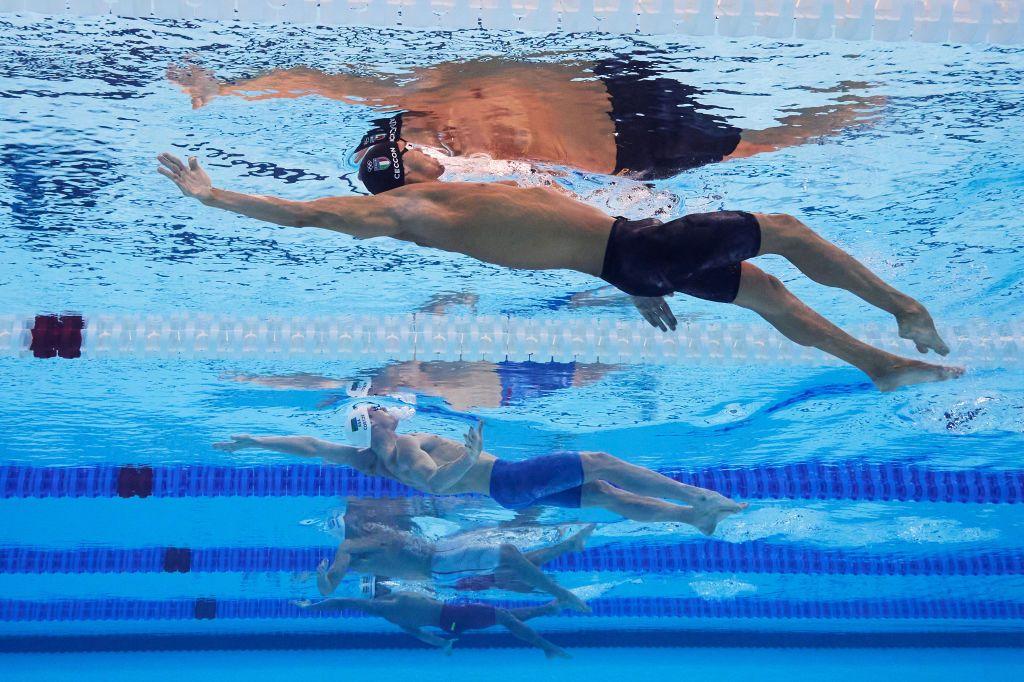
{"left": 156, "top": 153, "right": 400, "bottom": 240}
{"left": 213, "top": 435, "right": 373, "bottom": 471}
{"left": 167, "top": 63, "right": 398, "bottom": 110}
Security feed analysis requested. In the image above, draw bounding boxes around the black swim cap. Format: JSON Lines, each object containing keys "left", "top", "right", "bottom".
{"left": 355, "top": 114, "right": 406, "bottom": 195}
{"left": 358, "top": 141, "right": 405, "bottom": 195}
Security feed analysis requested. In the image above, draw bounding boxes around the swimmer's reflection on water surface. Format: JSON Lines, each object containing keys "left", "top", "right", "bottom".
{"left": 169, "top": 57, "right": 882, "bottom": 179}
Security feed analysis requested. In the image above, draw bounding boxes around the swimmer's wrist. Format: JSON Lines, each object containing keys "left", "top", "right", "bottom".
{"left": 199, "top": 188, "right": 221, "bottom": 206}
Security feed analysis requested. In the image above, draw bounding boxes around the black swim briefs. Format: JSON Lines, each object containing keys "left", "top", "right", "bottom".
{"left": 593, "top": 58, "right": 742, "bottom": 179}
{"left": 600, "top": 211, "right": 761, "bottom": 303}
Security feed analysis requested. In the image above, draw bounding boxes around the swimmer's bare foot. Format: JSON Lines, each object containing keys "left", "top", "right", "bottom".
{"left": 692, "top": 495, "right": 749, "bottom": 536}
{"left": 568, "top": 523, "right": 597, "bottom": 553}
{"left": 897, "top": 301, "right": 950, "bottom": 356}
{"left": 539, "top": 600, "right": 562, "bottom": 617}
{"left": 872, "top": 358, "right": 964, "bottom": 392}
{"left": 558, "top": 591, "right": 591, "bottom": 614}
{"left": 544, "top": 643, "right": 572, "bottom": 660}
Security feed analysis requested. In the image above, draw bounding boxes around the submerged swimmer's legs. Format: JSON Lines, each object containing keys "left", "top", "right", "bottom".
{"left": 580, "top": 451, "right": 747, "bottom": 528}
{"left": 522, "top": 523, "right": 596, "bottom": 566}
{"left": 755, "top": 213, "right": 949, "bottom": 356}
{"left": 734, "top": 263, "right": 963, "bottom": 391}
{"left": 580, "top": 481, "right": 741, "bottom": 536}
{"left": 495, "top": 607, "right": 570, "bottom": 660}
{"left": 496, "top": 544, "right": 589, "bottom": 613}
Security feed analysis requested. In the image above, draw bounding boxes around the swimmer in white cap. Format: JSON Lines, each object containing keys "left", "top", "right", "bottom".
{"left": 214, "top": 402, "right": 746, "bottom": 535}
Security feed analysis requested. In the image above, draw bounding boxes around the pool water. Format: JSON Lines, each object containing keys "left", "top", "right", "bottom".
{"left": 1, "top": 9, "right": 1023, "bottom": 677}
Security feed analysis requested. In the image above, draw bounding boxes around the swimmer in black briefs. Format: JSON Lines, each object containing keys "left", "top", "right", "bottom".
{"left": 161, "top": 151, "right": 962, "bottom": 391}
{"left": 295, "top": 590, "right": 569, "bottom": 658}
{"left": 214, "top": 405, "right": 747, "bottom": 534}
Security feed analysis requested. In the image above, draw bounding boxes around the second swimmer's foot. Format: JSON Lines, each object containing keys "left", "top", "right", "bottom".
{"left": 570, "top": 523, "right": 597, "bottom": 552}
{"left": 897, "top": 303, "right": 950, "bottom": 356}
{"left": 559, "top": 592, "right": 591, "bottom": 614}
{"left": 872, "top": 359, "right": 964, "bottom": 392}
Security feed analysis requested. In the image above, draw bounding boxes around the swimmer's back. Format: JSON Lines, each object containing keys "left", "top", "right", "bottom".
{"left": 385, "top": 182, "right": 614, "bottom": 275}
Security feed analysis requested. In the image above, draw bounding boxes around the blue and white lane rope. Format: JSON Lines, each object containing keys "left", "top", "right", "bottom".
{"left": 2, "top": 313, "right": 1021, "bottom": 366}
{"left": 2, "top": 0, "right": 1022, "bottom": 46}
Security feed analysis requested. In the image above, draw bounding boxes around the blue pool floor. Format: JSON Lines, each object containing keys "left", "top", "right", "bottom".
{"left": 3, "top": 647, "right": 1023, "bottom": 681}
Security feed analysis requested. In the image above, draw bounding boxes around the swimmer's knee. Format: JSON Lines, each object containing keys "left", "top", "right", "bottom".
{"left": 581, "top": 480, "right": 615, "bottom": 504}
{"left": 498, "top": 543, "right": 522, "bottom": 563}
{"left": 756, "top": 213, "right": 810, "bottom": 250}
{"left": 737, "top": 264, "right": 788, "bottom": 309}
{"left": 580, "top": 451, "right": 616, "bottom": 476}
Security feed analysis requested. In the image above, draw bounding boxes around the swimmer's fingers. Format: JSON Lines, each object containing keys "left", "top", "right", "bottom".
{"left": 157, "top": 166, "right": 180, "bottom": 184}
{"left": 633, "top": 298, "right": 667, "bottom": 332}
{"left": 157, "top": 152, "right": 186, "bottom": 173}
{"left": 464, "top": 421, "right": 484, "bottom": 453}
{"left": 657, "top": 298, "right": 677, "bottom": 331}
{"left": 188, "top": 155, "right": 200, "bottom": 171}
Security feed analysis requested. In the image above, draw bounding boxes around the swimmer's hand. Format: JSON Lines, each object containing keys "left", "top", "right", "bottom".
{"left": 441, "top": 639, "right": 455, "bottom": 656}
{"left": 630, "top": 295, "right": 677, "bottom": 332}
{"left": 464, "top": 420, "right": 484, "bottom": 461}
{"left": 213, "top": 434, "right": 257, "bottom": 452}
{"left": 166, "top": 62, "right": 220, "bottom": 109}
{"left": 157, "top": 153, "right": 213, "bottom": 203}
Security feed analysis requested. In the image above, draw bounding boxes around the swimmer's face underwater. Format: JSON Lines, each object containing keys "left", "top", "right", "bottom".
{"left": 365, "top": 404, "right": 400, "bottom": 433}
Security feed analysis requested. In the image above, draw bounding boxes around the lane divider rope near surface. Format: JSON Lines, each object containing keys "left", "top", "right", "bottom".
{"left": 2, "top": 462, "right": 1021, "bottom": 503}
{"left": 9, "top": 0, "right": 1024, "bottom": 46}
{"left": 2, "top": 541, "right": 1022, "bottom": 577}
{"left": 1, "top": 596, "right": 1022, "bottom": 622}
{"left": 2, "top": 313, "right": 1022, "bottom": 366}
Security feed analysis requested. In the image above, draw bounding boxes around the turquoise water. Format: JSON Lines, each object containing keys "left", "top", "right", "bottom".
{"left": 2, "top": 10, "right": 1024, "bottom": 676}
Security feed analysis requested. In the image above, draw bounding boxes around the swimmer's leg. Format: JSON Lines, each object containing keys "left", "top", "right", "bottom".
{"left": 734, "top": 263, "right": 963, "bottom": 391}
{"left": 508, "top": 601, "right": 562, "bottom": 622}
{"left": 754, "top": 212, "right": 949, "bottom": 356}
{"left": 580, "top": 481, "right": 736, "bottom": 536}
{"left": 580, "top": 452, "right": 746, "bottom": 516}
{"left": 494, "top": 608, "right": 571, "bottom": 660}
{"left": 522, "top": 523, "right": 597, "bottom": 566}
{"left": 496, "top": 544, "right": 589, "bottom": 613}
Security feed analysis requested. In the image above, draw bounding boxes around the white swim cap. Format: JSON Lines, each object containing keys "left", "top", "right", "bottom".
{"left": 343, "top": 401, "right": 416, "bottom": 448}
{"left": 344, "top": 403, "right": 373, "bottom": 448}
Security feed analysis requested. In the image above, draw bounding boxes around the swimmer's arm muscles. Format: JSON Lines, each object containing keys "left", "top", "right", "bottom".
{"left": 202, "top": 189, "right": 400, "bottom": 240}
{"left": 239, "top": 436, "right": 371, "bottom": 469}
{"left": 401, "top": 443, "right": 479, "bottom": 494}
